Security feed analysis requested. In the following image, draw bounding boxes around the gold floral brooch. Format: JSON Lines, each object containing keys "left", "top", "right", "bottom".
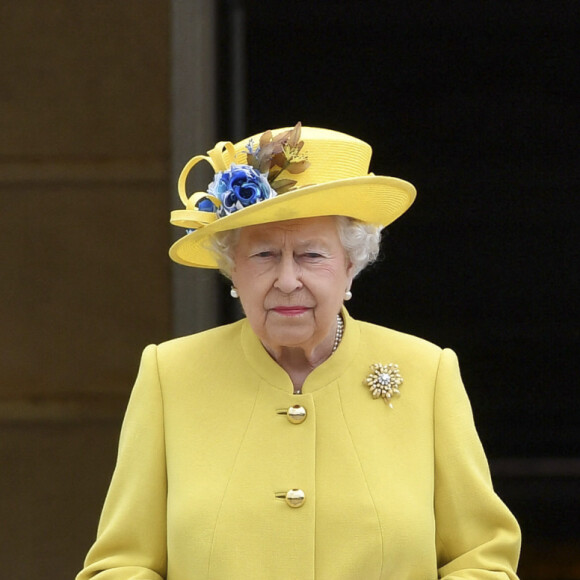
{"left": 365, "top": 363, "right": 403, "bottom": 407}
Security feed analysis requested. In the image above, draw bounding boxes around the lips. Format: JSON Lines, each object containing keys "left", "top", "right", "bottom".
{"left": 271, "top": 306, "right": 311, "bottom": 316}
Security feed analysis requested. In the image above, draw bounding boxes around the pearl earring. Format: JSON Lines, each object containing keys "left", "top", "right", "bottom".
{"left": 344, "top": 290, "right": 353, "bottom": 301}
{"left": 230, "top": 287, "right": 239, "bottom": 298}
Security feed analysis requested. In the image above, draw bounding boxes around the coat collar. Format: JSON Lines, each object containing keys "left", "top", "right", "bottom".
{"left": 240, "top": 307, "right": 361, "bottom": 394}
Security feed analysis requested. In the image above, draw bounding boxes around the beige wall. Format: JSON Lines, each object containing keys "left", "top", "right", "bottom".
{"left": 0, "top": 2, "right": 172, "bottom": 576}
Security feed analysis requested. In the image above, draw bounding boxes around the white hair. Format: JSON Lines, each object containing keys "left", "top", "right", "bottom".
{"left": 210, "top": 228, "right": 241, "bottom": 278}
{"left": 335, "top": 216, "right": 382, "bottom": 277}
{"left": 210, "top": 216, "right": 382, "bottom": 280}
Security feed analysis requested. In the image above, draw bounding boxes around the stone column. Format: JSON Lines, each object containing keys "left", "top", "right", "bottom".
{"left": 170, "top": 0, "right": 220, "bottom": 336}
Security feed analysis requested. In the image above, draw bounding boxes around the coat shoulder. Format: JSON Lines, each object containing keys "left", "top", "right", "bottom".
{"left": 356, "top": 319, "right": 442, "bottom": 360}
{"left": 154, "top": 319, "right": 245, "bottom": 365}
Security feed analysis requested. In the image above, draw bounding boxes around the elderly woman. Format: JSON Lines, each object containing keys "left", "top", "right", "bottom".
{"left": 77, "top": 124, "right": 521, "bottom": 579}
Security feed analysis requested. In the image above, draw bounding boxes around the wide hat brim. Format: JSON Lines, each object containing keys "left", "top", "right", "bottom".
{"left": 169, "top": 174, "right": 416, "bottom": 269}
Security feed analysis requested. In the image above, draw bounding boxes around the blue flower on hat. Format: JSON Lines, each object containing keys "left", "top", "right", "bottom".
{"left": 208, "top": 163, "right": 275, "bottom": 218}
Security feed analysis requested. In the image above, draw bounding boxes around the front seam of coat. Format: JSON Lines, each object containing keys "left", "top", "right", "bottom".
{"left": 432, "top": 347, "right": 448, "bottom": 566}
{"left": 153, "top": 344, "right": 170, "bottom": 576}
{"left": 206, "top": 381, "right": 261, "bottom": 579}
{"left": 336, "top": 377, "right": 384, "bottom": 580}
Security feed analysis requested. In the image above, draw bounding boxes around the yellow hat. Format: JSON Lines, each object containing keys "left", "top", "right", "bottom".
{"left": 169, "top": 123, "right": 416, "bottom": 268}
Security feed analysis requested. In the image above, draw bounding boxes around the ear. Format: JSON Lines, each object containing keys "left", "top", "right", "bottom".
{"left": 345, "top": 259, "right": 355, "bottom": 285}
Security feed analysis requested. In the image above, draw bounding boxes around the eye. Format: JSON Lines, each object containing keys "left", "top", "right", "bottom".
{"left": 301, "top": 252, "right": 325, "bottom": 261}
{"left": 252, "top": 250, "right": 275, "bottom": 258}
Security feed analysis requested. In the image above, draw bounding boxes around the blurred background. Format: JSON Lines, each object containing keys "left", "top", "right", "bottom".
{"left": 1, "top": 1, "right": 578, "bottom": 577}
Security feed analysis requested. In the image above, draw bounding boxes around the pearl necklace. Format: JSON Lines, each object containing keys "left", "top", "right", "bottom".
{"left": 332, "top": 313, "right": 344, "bottom": 352}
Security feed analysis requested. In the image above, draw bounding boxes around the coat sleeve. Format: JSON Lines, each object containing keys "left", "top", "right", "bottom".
{"left": 434, "top": 348, "right": 521, "bottom": 579}
{"left": 76, "top": 344, "right": 167, "bottom": 580}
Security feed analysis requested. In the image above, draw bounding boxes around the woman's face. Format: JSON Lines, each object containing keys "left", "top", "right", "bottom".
{"left": 231, "top": 217, "right": 354, "bottom": 358}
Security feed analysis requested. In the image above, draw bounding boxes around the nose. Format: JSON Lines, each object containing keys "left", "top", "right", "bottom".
{"left": 273, "top": 254, "right": 303, "bottom": 294}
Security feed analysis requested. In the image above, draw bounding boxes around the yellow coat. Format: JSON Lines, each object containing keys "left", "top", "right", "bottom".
{"left": 77, "top": 311, "right": 520, "bottom": 579}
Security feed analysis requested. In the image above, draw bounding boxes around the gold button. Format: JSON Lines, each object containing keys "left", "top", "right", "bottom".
{"left": 285, "top": 489, "right": 305, "bottom": 508}
{"left": 276, "top": 405, "right": 307, "bottom": 424}
{"left": 287, "top": 404, "right": 307, "bottom": 424}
